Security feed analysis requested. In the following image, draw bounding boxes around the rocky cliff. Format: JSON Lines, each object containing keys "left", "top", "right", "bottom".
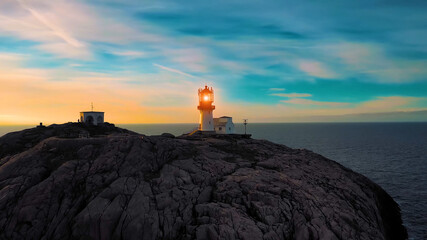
{"left": 0, "top": 124, "right": 407, "bottom": 240}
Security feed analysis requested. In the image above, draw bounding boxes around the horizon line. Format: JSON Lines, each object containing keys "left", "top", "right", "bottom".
{"left": 1, "top": 120, "right": 426, "bottom": 127}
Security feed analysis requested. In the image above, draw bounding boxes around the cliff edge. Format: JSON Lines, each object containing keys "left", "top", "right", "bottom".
{"left": 0, "top": 124, "right": 407, "bottom": 239}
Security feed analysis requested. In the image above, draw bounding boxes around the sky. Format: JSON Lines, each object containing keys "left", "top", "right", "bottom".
{"left": 0, "top": 0, "right": 427, "bottom": 124}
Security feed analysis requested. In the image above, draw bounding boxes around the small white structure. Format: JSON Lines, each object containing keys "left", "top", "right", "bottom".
{"left": 214, "top": 116, "right": 235, "bottom": 134}
{"left": 80, "top": 111, "right": 104, "bottom": 125}
{"left": 197, "top": 86, "right": 215, "bottom": 131}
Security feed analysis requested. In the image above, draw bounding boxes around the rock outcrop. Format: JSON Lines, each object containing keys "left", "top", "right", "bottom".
{"left": 0, "top": 124, "right": 407, "bottom": 239}
{"left": 0, "top": 122, "right": 135, "bottom": 159}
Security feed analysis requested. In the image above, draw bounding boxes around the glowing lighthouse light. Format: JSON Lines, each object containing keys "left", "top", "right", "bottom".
{"left": 197, "top": 85, "right": 215, "bottom": 131}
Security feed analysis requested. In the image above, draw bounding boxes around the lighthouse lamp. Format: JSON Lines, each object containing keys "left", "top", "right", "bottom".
{"left": 197, "top": 86, "right": 215, "bottom": 131}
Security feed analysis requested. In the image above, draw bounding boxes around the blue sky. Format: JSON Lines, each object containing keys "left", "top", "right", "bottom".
{"left": 0, "top": 0, "right": 427, "bottom": 123}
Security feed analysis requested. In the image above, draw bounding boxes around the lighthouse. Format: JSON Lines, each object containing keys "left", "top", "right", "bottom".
{"left": 197, "top": 85, "right": 215, "bottom": 131}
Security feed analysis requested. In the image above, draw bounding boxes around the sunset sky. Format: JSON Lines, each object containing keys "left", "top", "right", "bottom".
{"left": 1, "top": 0, "right": 427, "bottom": 124}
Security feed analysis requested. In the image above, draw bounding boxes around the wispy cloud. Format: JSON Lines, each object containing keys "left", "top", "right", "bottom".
{"left": 162, "top": 48, "right": 207, "bottom": 72}
{"left": 298, "top": 60, "right": 338, "bottom": 79}
{"left": 269, "top": 88, "right": 285, "bottom": 91}
{"left": 281, "top": 98, "right": 348, "bottom": 107}
{"left": 271, "top": 93, "right": 312, "bottom": 98}
{"left": 36, "top": 42, "right": 92, "bottom": 59}
{"left": 326, "top": 42, "right": 427, "bottom": 83}
{"left": 17, "top": 0, "right": 84, "bottom": 48}
{"left": 0, "top": 0, "right": 164, "bottom": 59}
{"left": 215, "top": 96, "right": 427, "bottom": 123}
{"left": 111, "top": 51, "right": 146, "bottom": 57}
{"left": 358, "top": 96, "right": 424, "bottom": 111}
{"left": 153, "top": 63, "right": 199, "bottom": 79}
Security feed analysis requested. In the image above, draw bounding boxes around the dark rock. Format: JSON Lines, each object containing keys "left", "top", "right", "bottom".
{"left": 0, "top": 122, "right": 137, "bottom": 159}
{"left": 161, "top": 133, "right": 175, "bottom": 138}
{"left": 0, "top": 124, "right": 407, "bottom": 239}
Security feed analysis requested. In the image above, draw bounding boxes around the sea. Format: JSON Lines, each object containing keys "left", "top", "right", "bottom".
{"left": 1, "top": 122, "right": 426, "bottom": 239}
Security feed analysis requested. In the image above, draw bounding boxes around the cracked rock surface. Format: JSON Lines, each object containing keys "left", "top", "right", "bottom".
{"left": 0, "top": 124, "right": 407, "bottom": 239}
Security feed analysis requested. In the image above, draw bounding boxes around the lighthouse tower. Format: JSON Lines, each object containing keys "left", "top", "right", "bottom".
{"left": 197, "top": 85, "right": 215, "bottom": 131}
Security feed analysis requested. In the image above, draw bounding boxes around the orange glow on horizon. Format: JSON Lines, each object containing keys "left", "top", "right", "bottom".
{"left": 0, "top": 70, "right": 205, "bottom": 125}
{"left": 1, "top": 72, "right": 422, "bottom": 126}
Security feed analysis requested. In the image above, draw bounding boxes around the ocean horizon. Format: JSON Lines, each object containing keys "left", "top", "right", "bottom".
{"left": 1, "top": 122, "right": 426, "bottom": 239}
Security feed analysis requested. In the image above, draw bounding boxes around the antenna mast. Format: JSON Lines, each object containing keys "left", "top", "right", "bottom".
{"left": 91, "top": 102, "right": 93, "bottom": 111}
{"left": 243, "top": 119, "right": 248, "bottom": 135}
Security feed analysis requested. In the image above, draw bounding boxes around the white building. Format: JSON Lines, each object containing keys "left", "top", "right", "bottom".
{"left": 214, "top": 116, "right": 235, "bottom": 134}
{"left": 80, "top": 111, "right": 104, "bottom": 125}
{"left": 195, "top": 86, "right": 235, "bottom": 135}
{"left": 197, "top": 85, "right": 215, "bottom": 131}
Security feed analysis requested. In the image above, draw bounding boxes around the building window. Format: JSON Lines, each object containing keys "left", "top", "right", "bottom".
{"left": 219, "top": 127, "right": 222, "bottom": 130}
